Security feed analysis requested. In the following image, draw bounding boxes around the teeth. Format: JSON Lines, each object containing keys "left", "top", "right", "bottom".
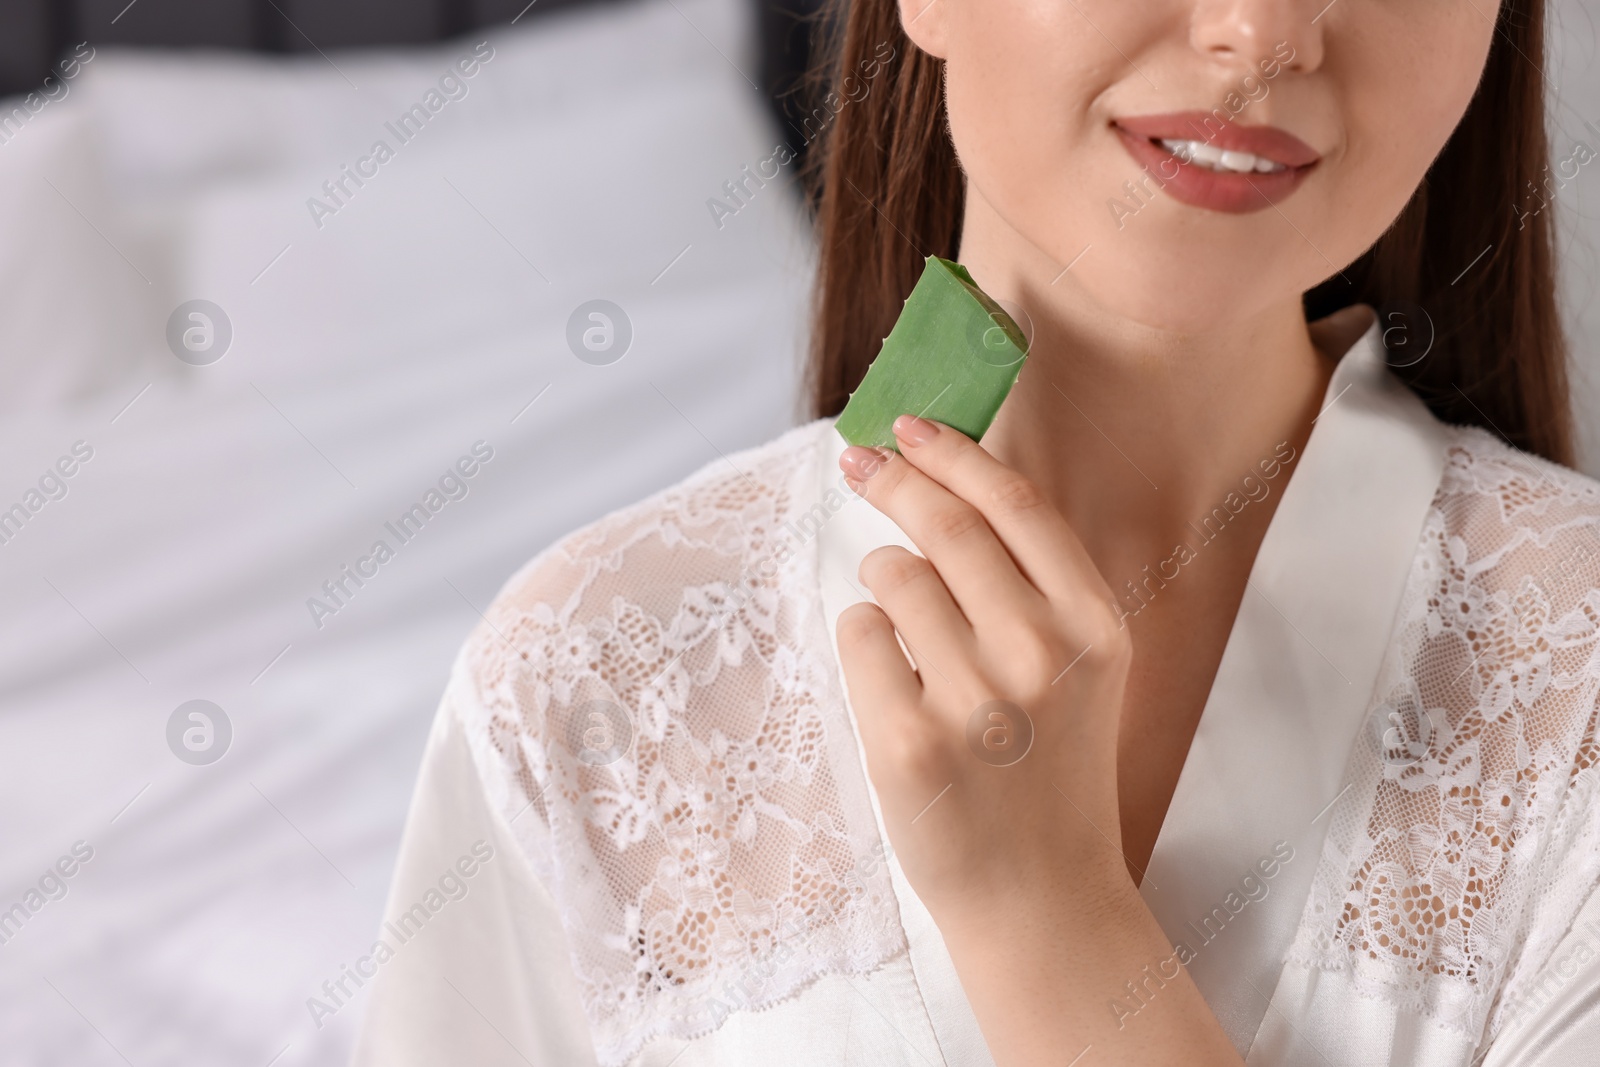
{"left": 1218, "top": 150, "right": 1255, "bottom": 172}
{"left": 1158, "top": 138, "right": 1287, "bottom": 174}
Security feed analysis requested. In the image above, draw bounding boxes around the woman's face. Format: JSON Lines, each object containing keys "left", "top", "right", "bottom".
{"left": 902, "top": 0, "right": 1502, "bottom": 332}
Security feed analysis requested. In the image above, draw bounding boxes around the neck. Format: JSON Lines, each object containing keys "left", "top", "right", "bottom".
{"left": 955, "top": 204, "right": 1342, "bottom": 587}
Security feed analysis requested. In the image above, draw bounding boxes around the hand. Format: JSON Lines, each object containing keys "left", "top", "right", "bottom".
{"left": 835, "top": 414, "right": 1135, "bottom": 922}
{"left": 835, "top": 415, "right": 1244, "bottom": 1067}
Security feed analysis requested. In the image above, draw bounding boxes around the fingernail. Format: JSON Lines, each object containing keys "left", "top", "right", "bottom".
{"left": 893, "top": 415, "right": 938, "bottom": 446}
{"left": 839, "top": 445, "right": 890, "bottom": 482}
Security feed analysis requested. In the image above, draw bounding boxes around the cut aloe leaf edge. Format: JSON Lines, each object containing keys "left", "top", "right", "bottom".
{"left": 834, "top": 255, "right": 1029, "bottom": 452}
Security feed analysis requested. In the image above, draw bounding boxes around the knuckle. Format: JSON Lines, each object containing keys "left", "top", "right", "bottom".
{"left": 862, "top": 450, "right": 905, "bottom": 491}
{"left": 987, "top": 473, "right": 1048, "bottom": 516}
{"left": 861, "top": 545, "right": 932, "bottom": 592}
{"left": 1077, "top": 605, "right": 1134, "bottom": 666}
{"left": 1022, "top": 603, "right": 1131, "bottom": 680}
{"left": 886, "top": 725, "right": 946, "bottom": 780}
{"left": 837, "top": 602, "right": 886, "bottom": 646}
{"left": 1022, "top": 632, "right": 1080, "bottom": 690}
{"left": 1014, "top": 631, "right": 1062, "bottom": 682}
{"left": 924, "top": 503, "right": 986, "bottom": 548}
{"left": 858, "top": 446, "right": 895, "bottom": 480}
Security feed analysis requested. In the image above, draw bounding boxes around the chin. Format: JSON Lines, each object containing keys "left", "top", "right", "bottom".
{"left": 978, "top": 165, "right": 1349, "bottom": 337}
{"left": 1047, "top": 224, "right": 1327, "bottom": 336}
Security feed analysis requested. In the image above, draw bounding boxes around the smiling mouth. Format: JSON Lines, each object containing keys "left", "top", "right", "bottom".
{"left": 1113, "top": 112, "right": 1322, "bottom": 169}
{"left": 1108, "top": 114, "right": 1321, "bottom": 214}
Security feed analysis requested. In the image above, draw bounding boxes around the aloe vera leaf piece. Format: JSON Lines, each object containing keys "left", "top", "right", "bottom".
{"left": 834, "top": 255, "right": 1028, "bottom": 452}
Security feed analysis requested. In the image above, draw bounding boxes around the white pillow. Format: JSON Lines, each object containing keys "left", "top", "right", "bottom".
{"left": 0, "top": 100, "right": 157, "bottom": 408}
{"left": 78, "top": 0, "right": 756, "bottom": 200}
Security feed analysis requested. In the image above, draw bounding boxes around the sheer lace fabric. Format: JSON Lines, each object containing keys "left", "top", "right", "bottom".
{"left": 450, "top": 421, "right": 903, "bottom": 1066}
{"left": 1287, "top": 425, "right": 1600, "bottom": 1044}
{"left": 450, "top": 417, "right": 1600, "bottom": 1064}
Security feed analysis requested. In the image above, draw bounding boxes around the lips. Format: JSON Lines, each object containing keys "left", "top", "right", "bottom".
{"left": 1111, "top": 111, "right": 1321, "bottom": 214}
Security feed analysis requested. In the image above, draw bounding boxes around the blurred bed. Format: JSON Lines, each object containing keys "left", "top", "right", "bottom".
{"left": 0, "top": 0, "right": 820, "bottom": 1063}
{"left": 0, "top": 1, "right": 1597, "bottom": 1065}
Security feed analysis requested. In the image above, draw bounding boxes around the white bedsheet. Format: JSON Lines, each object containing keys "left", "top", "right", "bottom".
{"left": 0, "top": 1, "right": 814, "bottom": 1063}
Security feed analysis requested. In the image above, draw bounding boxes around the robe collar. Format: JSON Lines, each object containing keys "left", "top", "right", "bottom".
{"left": 811, "top": 307, "right": 1451, "bottom": 1057}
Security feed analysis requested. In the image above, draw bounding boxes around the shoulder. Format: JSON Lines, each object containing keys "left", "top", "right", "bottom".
{"left": 1300, "top": 421, "right": 1600, "bottom": 1037}
{"left": 479, "top": 416, "right": 832, "bottom": 636}
{"left": 436, "top": 414, "right": 905, "bottom": 1061}
{"left": 438, "top": 412, "right": 838, "bottom": 863}
{"left": 1412, "top": 423, "right": 1600, "bottom": 800}
{"left": 440, "top": 415, "right": 838, "bottom": 808}
{"left": 551, "top": 413, "right": 827, "bottom": 553}
{"left": 1425, "top": 422, "right": 1600, "bottom": 617}
{"left": 1435, "top": 422, "right": 1600, "bottom": 524}
{"left": 1419, "top": 421, "right": 1600, "bottom": 782}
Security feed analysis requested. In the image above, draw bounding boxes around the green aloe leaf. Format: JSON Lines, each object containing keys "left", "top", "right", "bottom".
{"left": 834, "top": 256, "right": 1028, "bottom": 451}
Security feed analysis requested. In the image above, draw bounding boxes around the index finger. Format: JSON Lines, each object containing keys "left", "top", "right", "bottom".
{"left": 889, "top": 414, "right": 1109, "bottom": 608}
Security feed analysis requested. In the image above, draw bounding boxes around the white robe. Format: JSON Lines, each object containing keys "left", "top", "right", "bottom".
{"left": 351, "top": 314, "right": 1600, "bottom": 1066}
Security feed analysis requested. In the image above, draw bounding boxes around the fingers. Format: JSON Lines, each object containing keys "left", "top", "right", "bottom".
{"left": 884, "top": 414, "right": 1107, "bottom": 608}
{"left": 840, "top": 445, "right": 1043, "bottom": 629}
{"left": 835, "top": 600, "right": 922, "bottom": 750}
{"left": 855, "top": 544, "right": 976, "bottom": 691}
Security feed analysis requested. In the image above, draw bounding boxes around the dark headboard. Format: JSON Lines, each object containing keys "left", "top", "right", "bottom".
{"left": 0, "top": 0, "right": 829, "bottom": 175}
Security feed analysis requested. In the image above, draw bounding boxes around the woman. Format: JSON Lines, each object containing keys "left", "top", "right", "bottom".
{"left": 354, "top": 0, "right": 1600, "bottom": 1064}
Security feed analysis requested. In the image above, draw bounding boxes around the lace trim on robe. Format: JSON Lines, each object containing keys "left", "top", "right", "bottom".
{"left": 1286, "top": 425, "right": 1600, "bottom": 1045}
{"left": 450, "top": 420, "right": 905, "bottom": 1066}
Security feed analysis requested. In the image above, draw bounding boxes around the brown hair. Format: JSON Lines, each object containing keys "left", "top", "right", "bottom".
{"left": 802, "top": 0, "right": 1574, "bottom": 465}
